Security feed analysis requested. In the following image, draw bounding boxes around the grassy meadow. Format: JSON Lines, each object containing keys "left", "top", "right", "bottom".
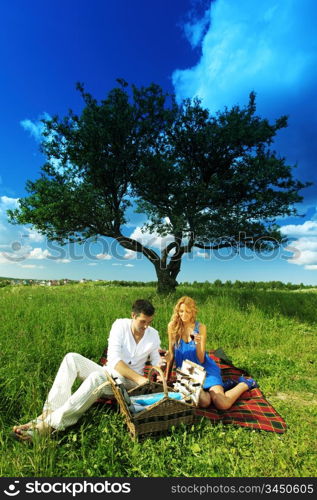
{"left": 0, "top": 284, "right": 316, "bottom": 477}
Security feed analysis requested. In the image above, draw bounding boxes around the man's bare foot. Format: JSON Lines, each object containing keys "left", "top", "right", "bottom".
{"left": 12, "top": 410, "right": 53, "bottom": 435}
{"left": 12, "top": 421, "right": 53, "bottom": 442}
{"left": 13, "top": 422, "right": 33, "bottom": 434}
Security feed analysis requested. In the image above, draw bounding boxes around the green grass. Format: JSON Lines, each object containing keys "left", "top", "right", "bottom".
{"left": 0, "top": 284, "right": 316, "bottom": 477}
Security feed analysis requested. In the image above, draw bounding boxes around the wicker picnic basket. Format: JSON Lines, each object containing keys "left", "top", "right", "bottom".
{"left": 106, "top": 366, "right": 196, "bottom": 439}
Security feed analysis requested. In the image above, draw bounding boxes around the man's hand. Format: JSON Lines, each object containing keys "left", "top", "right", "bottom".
{"left": 163, "top": 351, "right": 173, "bottom": 363}
{"left": 115, "top": 360, "right": 148, "bottom": 385}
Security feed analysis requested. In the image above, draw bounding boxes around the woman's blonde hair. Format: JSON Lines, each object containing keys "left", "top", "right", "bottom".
{"left": 169, "top": 296, "right": 198, "bottom": 345}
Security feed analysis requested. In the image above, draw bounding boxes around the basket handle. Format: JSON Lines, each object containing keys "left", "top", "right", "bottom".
{"left": 148, "top": 366, "right": 168, "bottom": 397}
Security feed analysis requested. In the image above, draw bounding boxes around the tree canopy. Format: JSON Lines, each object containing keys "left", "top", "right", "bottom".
{"left": 8, "top": 80, "right": 311, "bottom": 293}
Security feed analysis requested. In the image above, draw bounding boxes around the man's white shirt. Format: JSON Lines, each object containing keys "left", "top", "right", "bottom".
{"left": 106, "top": 318, "right": 161, "bottom": 375}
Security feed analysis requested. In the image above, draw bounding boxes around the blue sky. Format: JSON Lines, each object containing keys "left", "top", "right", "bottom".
{"left": 1, "top": 0, "right": 317, "bottom": 284}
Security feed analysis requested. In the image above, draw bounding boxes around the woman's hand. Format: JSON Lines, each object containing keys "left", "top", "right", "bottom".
{"left": 194, "top": 334, "right": 202, "bottom": 345}
{"left": 195, "top": 325, "right": 206, "bottom": 364}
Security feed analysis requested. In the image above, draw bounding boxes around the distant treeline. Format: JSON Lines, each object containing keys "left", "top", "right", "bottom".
{"left": 91, "top": 279, "right": 313, "bottom": 290}
{"left": 0, "top": 277, "right": 315, "bottom": 290}
{"left": 0, "top": 279, "right": 11, "bottom": 288}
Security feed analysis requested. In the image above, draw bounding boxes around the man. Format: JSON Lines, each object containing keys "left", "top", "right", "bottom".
{"left": 13, "top": 299, "right": 161, "bottom": 440}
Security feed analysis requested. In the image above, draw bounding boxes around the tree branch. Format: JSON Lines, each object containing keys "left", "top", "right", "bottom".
{"left": 194, "top": 242, "right": 237, "bottom": 250}
{"left": 161, "top": 241, "right": 179, "bottom": 268}
{"left": 114, "top": 233, "right": 160, "bottom": 264}
{"left": 180, "top": 231, "right": 195, "bottom": 254}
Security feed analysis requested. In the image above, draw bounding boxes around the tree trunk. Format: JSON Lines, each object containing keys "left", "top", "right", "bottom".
{"left": 155, "top": 267, "right": 179, "bottom": 294}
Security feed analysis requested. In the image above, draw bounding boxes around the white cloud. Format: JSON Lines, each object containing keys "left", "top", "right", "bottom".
{"left": 0, "top": 197, "right": 19, "bottom": 235}
{"left": 20, "top": 119, "right": 43, "bottom": 141}
{"left": 285, "top": 235, "right": 317, "bottom": 270}
{"left": 127, "top": 225, "right": 174, "bottom": 253}
{"left": 125, "top": 264, "right": 134, "bottom": 267}
{"left": 123, "top": 249, "right": 136, "bottom": 260}
{"left": 196, "top": 250, "right": 210, "bottom": 259}
{"left": 3, "top": 247, "right": 69, "bottom": 263}
{"left": 20, "top": 113, "right": 71, "bottom": 177}
{"left": 19, "top": 264, "right": 44, "bottom": 269}
{"left": 28, "top": 248, "right": 52, "bottom": 260}
{"left": 0, "top": 196, "right": 19, "bottom": 211}
{"left": 23, "top": 227, "right": 45, "bottom": 242}
{"left": 173, "top": 0, "right": 316, "bottom": 115}
{"left": 0, "top": 242, "right": 32, "bottom": 262}
{"left": 0, "top": 190, "right": 75, "bottom": 275}
{"left": 0, "top": 254, "right": 15, "bottom": 265}
{"left": 280, "top": 221, "right": 317, "bottom": 237}
{"left": 281, "top": 217, "right": 317, "bottom": 270}
{"left": 96, "top": 253, "right": 112, "bottom": 260}
{"left": 183, "top": 6, "right": 211, "bottom": 49}
{"left": 288, "top": 238, "right": 317, "bottom": 252}
{"left": 286, "top": 243, "right": 317, "bottom": 266}
{"left": 20, "top": 112, "right": 51, "bottom": 142}
{"left": 287, "top": 249, "right": 316, "bottom": 266}
{"left": 122, "top": 223, "right": 189, "bottom": 260}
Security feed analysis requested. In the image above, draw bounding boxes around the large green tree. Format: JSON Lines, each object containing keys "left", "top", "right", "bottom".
{"left": 8, "top": 81, "right": 310, "bottom": 293}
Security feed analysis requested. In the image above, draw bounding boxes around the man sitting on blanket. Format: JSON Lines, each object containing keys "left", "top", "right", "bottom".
{"left": 13, "top": 299, "right": 161, "bottom": 441}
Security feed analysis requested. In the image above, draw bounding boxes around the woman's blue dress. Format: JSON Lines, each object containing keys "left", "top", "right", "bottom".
{"left": 174, "top": 321, "right": 223, "bottom": 390}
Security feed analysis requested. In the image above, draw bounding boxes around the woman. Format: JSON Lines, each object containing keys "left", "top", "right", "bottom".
{"left": 165, "top": 296, "right": 258, "bottom": 410}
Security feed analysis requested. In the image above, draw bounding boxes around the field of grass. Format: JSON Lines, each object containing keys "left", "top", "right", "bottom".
{"left": 0, "top": 284, "right": 316, "bottom": 477}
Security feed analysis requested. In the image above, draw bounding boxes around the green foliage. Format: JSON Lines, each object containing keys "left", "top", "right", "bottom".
{"left": 90, "top": 280, "right": 158, "bottom": 287}
{"left": 135, "top": 92, "right": 308, "bottom": 249}
{"left": 0, "top": 285, "right": 316, "bottom": 477}
{"left": 7, "top": 83, "right": 311, "bottom": 293}
{"left": 0, "top": 279, "right": 10, "bottom": 288}
{"left": 205, "top": 279, "right": 315, "bottom": 291}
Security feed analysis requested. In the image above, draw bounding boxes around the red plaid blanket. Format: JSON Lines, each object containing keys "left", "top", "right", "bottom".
{"left": 99, "top": 348, "right": 287, "bottom": 434}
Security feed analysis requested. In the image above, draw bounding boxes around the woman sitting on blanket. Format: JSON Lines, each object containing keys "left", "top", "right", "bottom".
{"left": 165, "top": 296, "right": 258, "bottom": 410}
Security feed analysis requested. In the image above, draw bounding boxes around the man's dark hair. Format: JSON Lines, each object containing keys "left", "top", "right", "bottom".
{"left": 132, "top": 299, "right": 155, "bottom": 317}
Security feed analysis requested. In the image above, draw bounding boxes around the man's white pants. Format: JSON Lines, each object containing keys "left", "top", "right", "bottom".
{"left": 42, "top": 352, "right": 137, "bottom": 430}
